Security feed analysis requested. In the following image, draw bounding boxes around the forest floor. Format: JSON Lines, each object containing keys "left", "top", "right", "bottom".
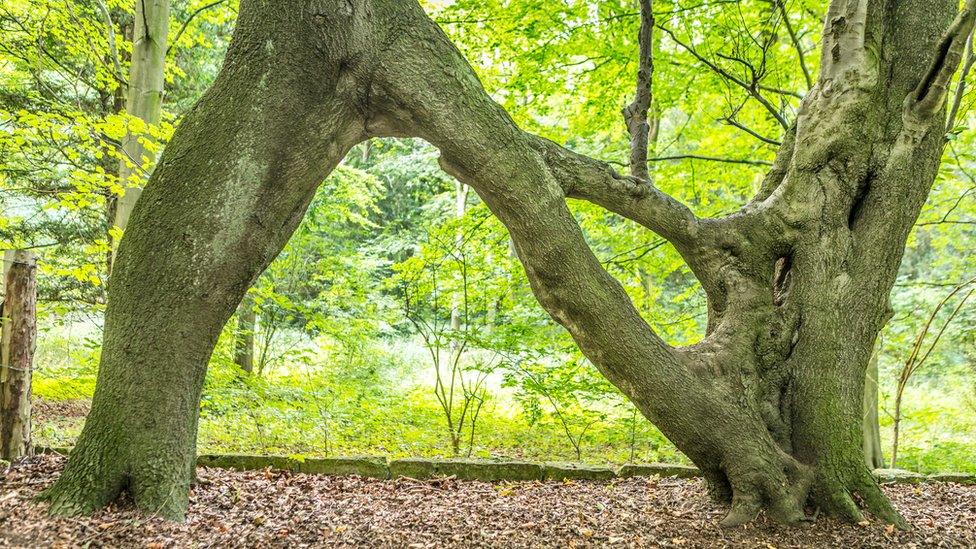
{"left": 1, "top": 455, "right": 974, "bottom": 548}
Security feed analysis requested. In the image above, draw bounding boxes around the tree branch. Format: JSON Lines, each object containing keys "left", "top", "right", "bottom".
{"left": 650, "top": 154, "right": 772, "bottom": 167}
{"left": 166, "top": 0, "right": 227, "bottom": 56}
{"left": 911, "top": 0, "right": 976, "bottom": 116}
{"left": 529, "top": 136, "right": 700, "bottom": 248}
{"left": 773, "top": 0, "right": 812, "bottom": 90}
{"left": 622, "top": 0, "right": 654, "bottom": 180}
{"left": 946, "top": 30, "right": 975, "bottom": 133}
{"left": 658, "top": 24, "right": 790, "bottom": 129}
{"left": 94, "top": 0, "right": 123, "bottom": 78}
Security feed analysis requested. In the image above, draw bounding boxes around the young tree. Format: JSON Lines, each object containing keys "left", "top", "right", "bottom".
{"left": 232, "top": 293, "right": 255, "bottom": 373}
{"left": 41, "top": 0, "right": 976, "bottom": 528}
{"left": 111, "top": 0, "right": 170, "bottom": 264}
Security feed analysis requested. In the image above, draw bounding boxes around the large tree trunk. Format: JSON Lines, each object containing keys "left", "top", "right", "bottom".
{"left": 40, "top": 5, "right": 364, "bottom": 517}
{"left": 43, "top": 0, "right": 975, "bottom": 526}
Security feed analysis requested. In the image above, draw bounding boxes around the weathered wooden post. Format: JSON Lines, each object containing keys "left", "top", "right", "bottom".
{"left": 0, "top": 250, "right": 37, "bottom": 461}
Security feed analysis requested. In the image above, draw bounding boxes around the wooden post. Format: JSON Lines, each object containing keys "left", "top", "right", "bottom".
{"left": 1, "top": 250, "right": 36, "bottom": 461}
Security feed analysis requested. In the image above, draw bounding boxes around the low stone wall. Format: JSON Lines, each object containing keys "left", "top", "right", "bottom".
{"left": 33, "top": 447, "right": 976, "bottom": 485}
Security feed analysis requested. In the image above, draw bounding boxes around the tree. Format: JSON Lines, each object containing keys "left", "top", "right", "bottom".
{"left": 111, "top": 0, "right": 170, "bottom": 264}
{"left": 40, "top": 0, "right": 976, "bottom": 528}
{"left": 232, "top": 292, "right": 255, "bottom": 373}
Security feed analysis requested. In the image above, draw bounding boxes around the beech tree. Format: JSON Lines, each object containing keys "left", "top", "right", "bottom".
{"left": 40, "top": 0, "right": 976, "bottom": 527}
{"left": 111, "top": 0, "right": 170, "bottom": 245}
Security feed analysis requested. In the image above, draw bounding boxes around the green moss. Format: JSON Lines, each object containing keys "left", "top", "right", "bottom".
{"left": 542, "top": 462, "right": 616, "bottom": 481}
{"left": 390, "top": 458, "right": 544, "bottom": 481}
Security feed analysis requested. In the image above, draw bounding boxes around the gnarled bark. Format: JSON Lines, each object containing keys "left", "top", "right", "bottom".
{"left": 43, "top": 0, "right": 975, "bottom": 526}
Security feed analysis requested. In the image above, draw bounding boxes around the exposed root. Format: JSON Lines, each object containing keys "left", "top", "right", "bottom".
{"left": 721, "top": 492, "right": 762, "bottom": 527}
{"left": 825, "top": 489, "right": 864, "bottom": 523}
{"left": 718, "top": 456, "right": 814, "bottom": 527}
{"left": 37, "top": 436, "right": 193, "bottom": 522}
{"left": 39, "top": 457, "right": 125, "bottom": 518}
{"left": 810, "top": 465, "right": 907, "bottom": 528}
{"left": 857, "top": 473, "right": 909, "bottom": 529}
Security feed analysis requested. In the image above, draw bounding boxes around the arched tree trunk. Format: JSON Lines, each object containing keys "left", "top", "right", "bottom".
{"left": 42, "top": 0, "right": 975, "bottom": 526}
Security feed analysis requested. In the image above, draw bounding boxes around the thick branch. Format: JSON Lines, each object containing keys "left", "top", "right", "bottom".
{"left": 946, "top": 30, "right": 975, "bottom": 133}
{"left": 911, "top": 0, "right": 976, "bottom": 116}
{"left": 529, "top": 137, "right": 700, "bottom": 248}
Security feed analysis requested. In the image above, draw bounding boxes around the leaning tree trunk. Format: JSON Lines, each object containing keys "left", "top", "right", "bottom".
{"left": 43, "top": 0, "right": 975, "bottom": 526}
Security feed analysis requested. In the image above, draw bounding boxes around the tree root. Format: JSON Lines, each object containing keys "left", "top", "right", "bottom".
{"left": 810, "top": 466, "right": 908, "bottom": 529}
{"left": 38, "top": 453, "right": 125, "bottom": 518}
{"left": 38, "top": 437, "right": 192, "bottom": 521}
{"left": 717, "top": 456, "right": 814, "bottom": 527}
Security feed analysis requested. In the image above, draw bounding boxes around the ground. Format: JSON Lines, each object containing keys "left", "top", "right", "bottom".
{"left": 1, "top": 455, "right": 974, "bottom": 548}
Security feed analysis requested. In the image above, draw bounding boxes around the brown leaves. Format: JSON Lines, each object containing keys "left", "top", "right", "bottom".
{"left": 1, "top": 455, "right": 975, "bottom": 548}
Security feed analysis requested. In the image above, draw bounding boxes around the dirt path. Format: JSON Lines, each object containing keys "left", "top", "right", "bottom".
{"left": 1, "top": 455, "right": 973, "bottom": 548}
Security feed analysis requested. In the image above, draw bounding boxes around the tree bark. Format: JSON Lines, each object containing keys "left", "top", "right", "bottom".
{"left": 40, "top": 4, "right": 365, "bottom": 518}
{"left": 1, "top": 250, "right": 36, "bottom": 462}
{"left": 112, "top": 0, "right": 170, "bottom": 267}
{"left": 233, "top": 293, "right": 255, "bottom": 373}
{"left": 43, "top": 0, "right": 976, "bottom": 526}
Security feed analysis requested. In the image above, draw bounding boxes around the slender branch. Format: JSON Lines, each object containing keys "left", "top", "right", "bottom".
{"left": 167, "top": 0, "right": 227, "bottom": 56}
{"left": 723, "top": 115, "right": 782, "bottom": 146}
{"left": 658, "top": 24, "right": 790, "bottom": 129}
{"left": 650, "top": 154, "right": 772, "bottom": 166}
{"left": 759, "top": 83, "right": 803, "bottom": 99}
{"left": 622, "top": 0, "right": 654, "bottom": 180}
{"left": 94, "top": 0, "right": 123, "bottom": 77}
{"left": 773, "top": 0, "right": 813, "bottom": 90}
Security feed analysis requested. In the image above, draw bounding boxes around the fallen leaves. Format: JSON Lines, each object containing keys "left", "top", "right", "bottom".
{"left": 1, "top": 454, "right": 974, "bottom": 548}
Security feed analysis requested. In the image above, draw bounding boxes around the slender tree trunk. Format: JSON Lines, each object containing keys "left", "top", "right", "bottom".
{"left": 43, "top": 0, "right": 976, "bottom": 526}
{"left": 233, "top": 293, "right": 255, "bottom": 373}
{"left": 112, "top": 0, "right": 170, "bottom": 266}
{"left": 0, "top": 250, "right": 36, "bottom": 462}
{"left": 863, "top": 350, "right": 884, "bottom": 469}
{"left": 449, "top": 180, "right": 468, "bottom": 336}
